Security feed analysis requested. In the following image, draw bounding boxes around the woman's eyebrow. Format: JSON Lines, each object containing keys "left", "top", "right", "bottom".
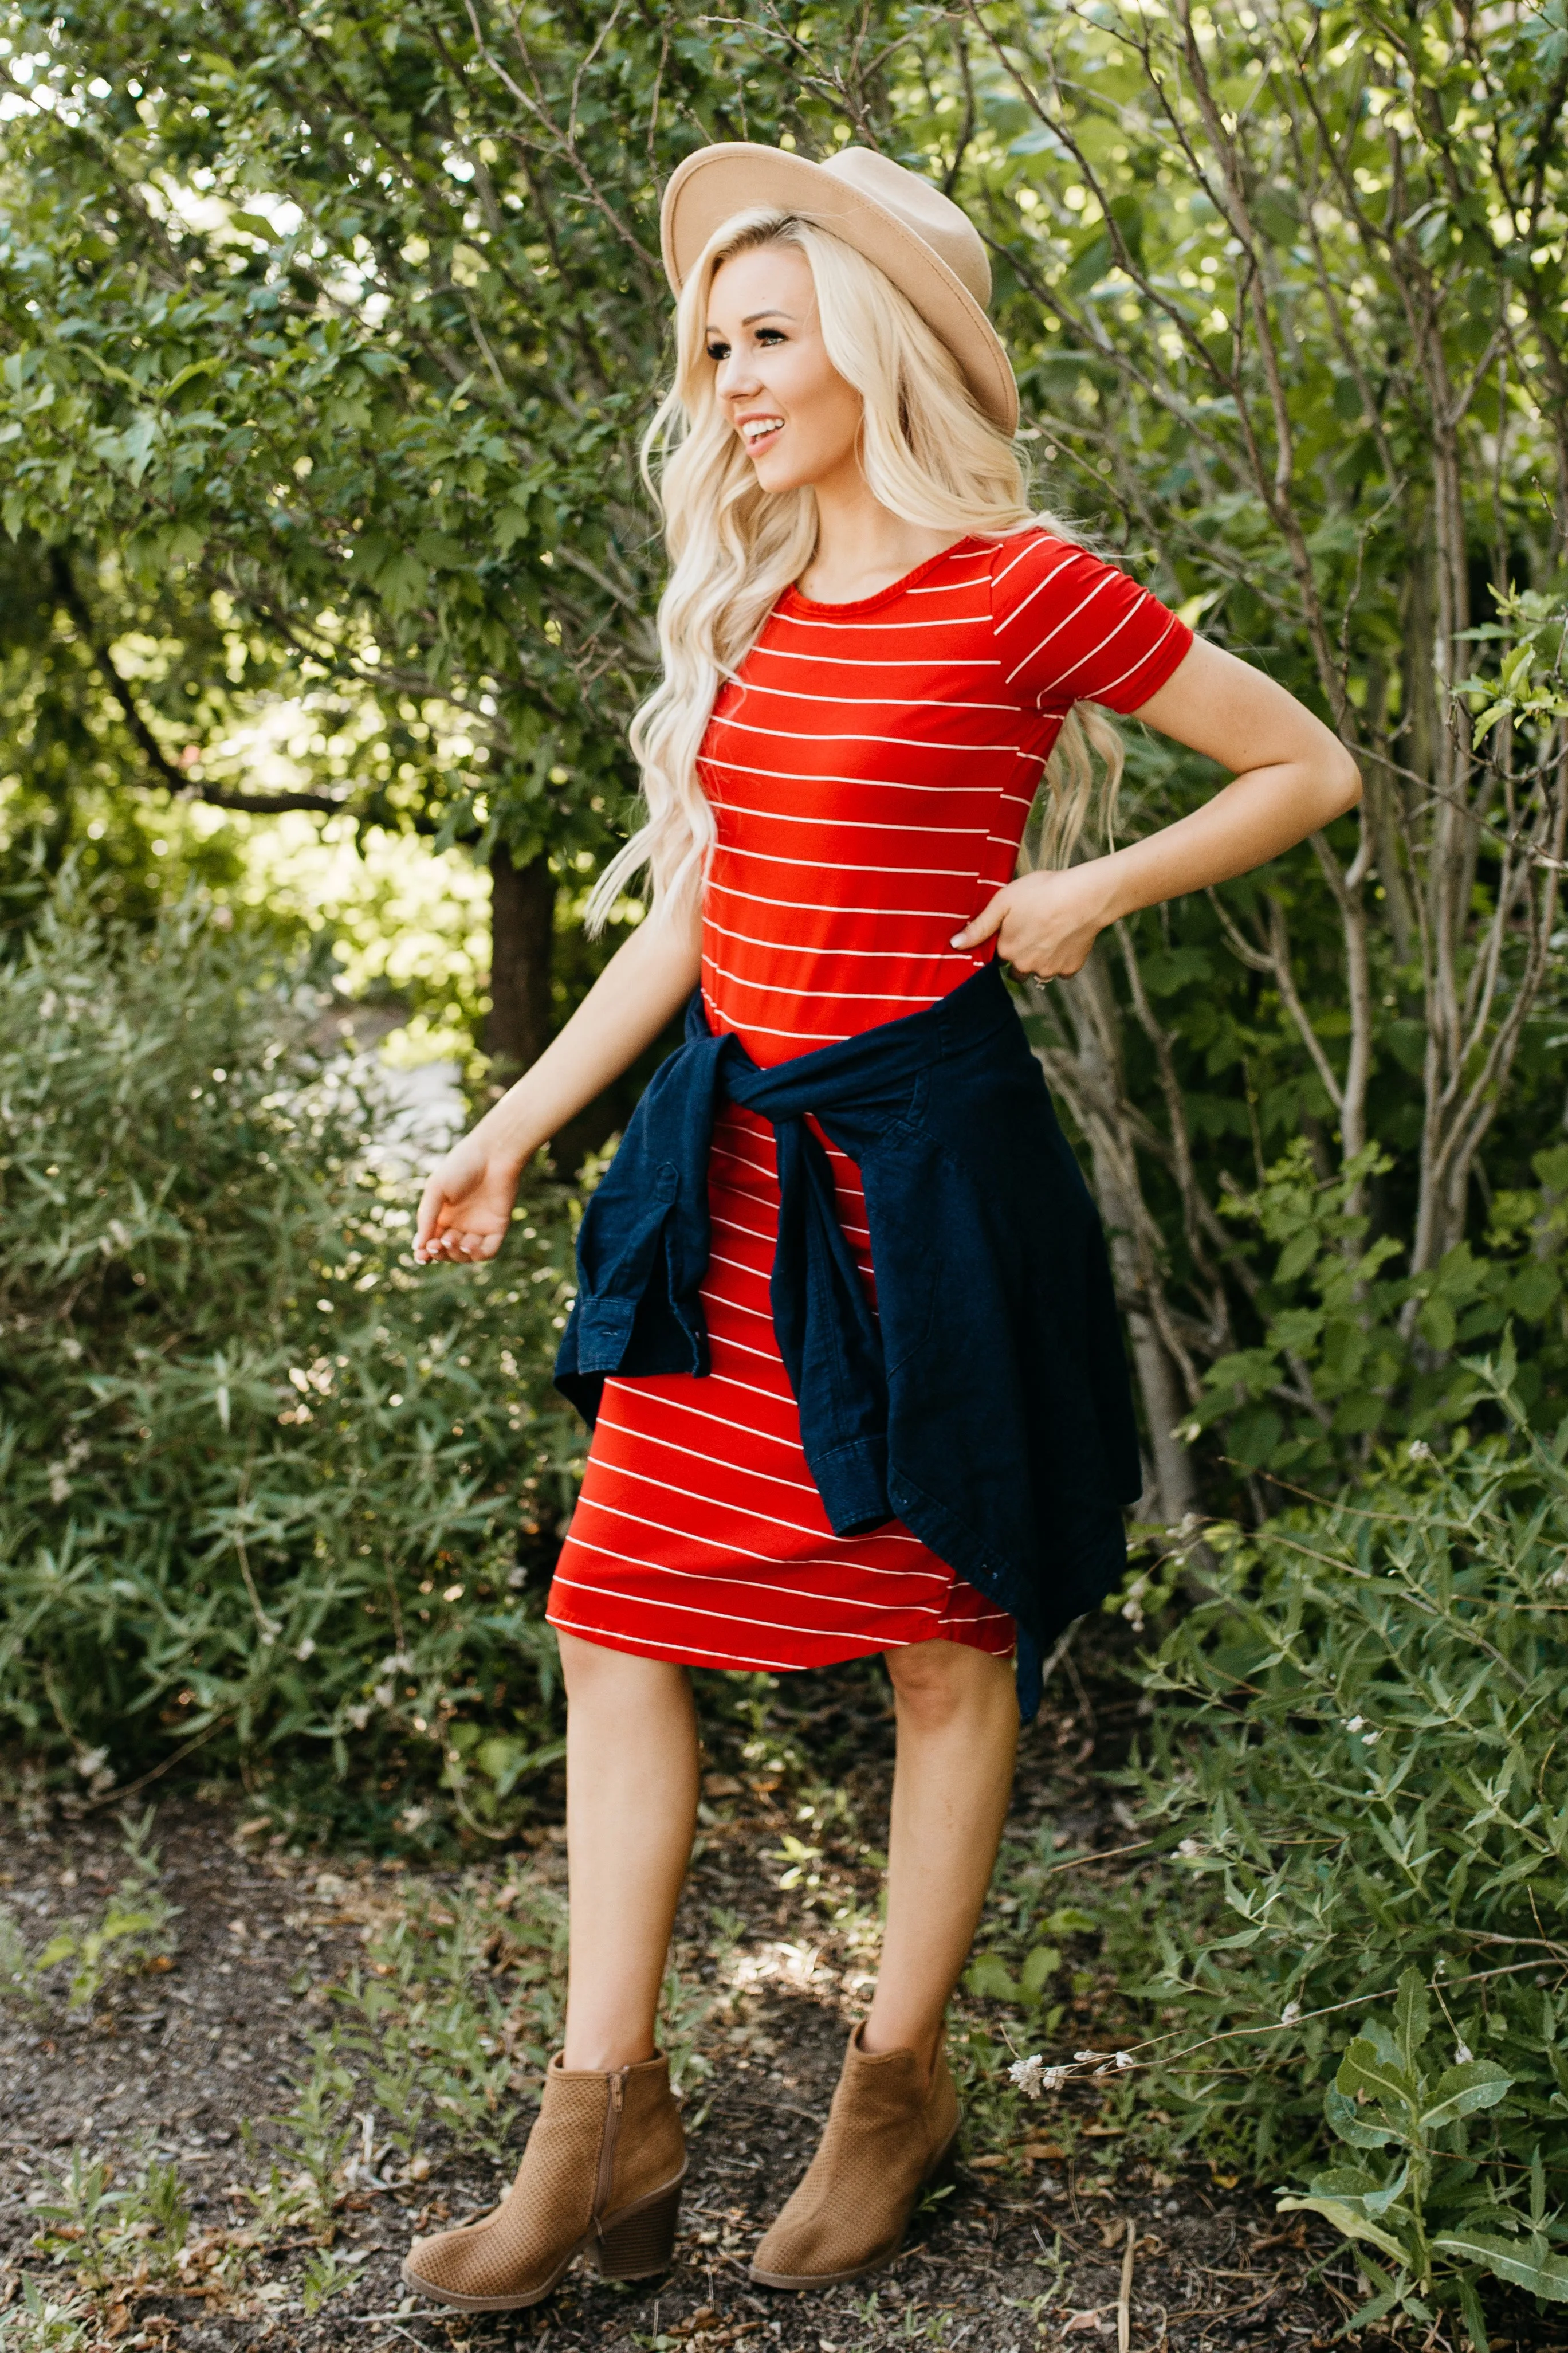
{"left": 704, "top": 307, "right": 801, "bottom": 333}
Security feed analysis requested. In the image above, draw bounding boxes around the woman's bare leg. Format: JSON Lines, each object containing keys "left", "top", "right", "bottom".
{"left": 863, "top": 1638, "right": 1019, "bottom": 2075}
{"left": 556, "top": 1630, "right": 700, "bottom": 2069}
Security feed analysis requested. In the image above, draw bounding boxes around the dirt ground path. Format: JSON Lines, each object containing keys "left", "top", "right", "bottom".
{"left": 1, "top": 1665, "right": 1546, "bottom": 2352}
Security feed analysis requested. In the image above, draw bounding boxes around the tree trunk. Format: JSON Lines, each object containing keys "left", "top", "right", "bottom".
{"left": 1066, "top": 967, "right": 1202, "bottom": 1531}
{"left": 485, "top": 844, "right": 556, "bottom": 1081}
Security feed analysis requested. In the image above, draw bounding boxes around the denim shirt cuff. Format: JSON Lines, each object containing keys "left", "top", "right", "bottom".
{"left": 810, "top": 1435, "right": 893, "bottom": 1536}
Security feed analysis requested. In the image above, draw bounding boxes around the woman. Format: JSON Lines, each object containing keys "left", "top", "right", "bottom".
{"left": 402, "top": 143, "right": 1358, "bottom": 2313}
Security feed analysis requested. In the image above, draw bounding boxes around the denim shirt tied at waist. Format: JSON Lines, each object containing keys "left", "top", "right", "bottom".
{"left": 553, "top": 959, "right": 1141, "bottom": 1719}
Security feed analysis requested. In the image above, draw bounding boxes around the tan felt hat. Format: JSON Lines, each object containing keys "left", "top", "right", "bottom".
{"left": 659, "top": 142, "right": 1019, "bottom": 436}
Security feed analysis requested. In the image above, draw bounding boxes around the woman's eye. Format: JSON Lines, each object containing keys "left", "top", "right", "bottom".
{"left": 705, "top": 340, "right": 729, "bottom": 362}
{"left": 755, "top": 328, "right": 785, "bottom": 346}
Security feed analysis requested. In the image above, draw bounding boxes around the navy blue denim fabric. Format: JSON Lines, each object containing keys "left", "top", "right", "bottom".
{"left": 553, "top": 959, "right": 1141, "bottom": 1718}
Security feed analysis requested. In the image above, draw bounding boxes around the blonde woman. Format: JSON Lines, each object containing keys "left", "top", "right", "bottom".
{"left": 404, "top": 145, "right": 1358, "bottom": 2312}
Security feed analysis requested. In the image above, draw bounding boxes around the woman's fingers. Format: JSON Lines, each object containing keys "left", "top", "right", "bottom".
{"left": 415, "top": 1214, "right": 506, "bottom": 1265}
{"left": 950, "top": 888, "right": 1011, "bottom": 952}
{"left": 414, "top": 1170, "right": 446, "bottom": 1253}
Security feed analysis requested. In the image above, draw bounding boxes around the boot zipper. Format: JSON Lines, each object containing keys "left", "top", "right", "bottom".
{"left": 592, "top": 2068, "right": 628, "bottom": 2237}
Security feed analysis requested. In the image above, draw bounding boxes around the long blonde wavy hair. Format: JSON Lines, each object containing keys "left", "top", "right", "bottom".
{"left": 585, "top": 206, "right": 1123, "bottom": 930}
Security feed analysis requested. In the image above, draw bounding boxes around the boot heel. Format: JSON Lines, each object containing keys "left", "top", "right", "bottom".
{"left": 595, "top": 2176, "right": 683, "bottom": 2280}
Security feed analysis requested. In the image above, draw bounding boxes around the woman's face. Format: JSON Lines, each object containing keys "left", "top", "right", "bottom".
{"left": 704, "top": 244, "right": 863, "bottom": 494}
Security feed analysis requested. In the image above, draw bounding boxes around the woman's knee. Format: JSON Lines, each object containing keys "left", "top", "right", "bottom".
{"left": 559, "top": 1629, "right": 691, "bottom": 1716}
{"left": 885, "top": 1638, "right": 1013, "bottom": 1731}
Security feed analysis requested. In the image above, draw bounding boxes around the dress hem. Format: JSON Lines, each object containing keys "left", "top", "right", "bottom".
{"left": 544, "top": 1609, "right": 1016, "bottom": 1676}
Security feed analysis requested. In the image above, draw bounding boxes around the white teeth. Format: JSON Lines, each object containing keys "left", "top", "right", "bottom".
{"left": 742, "top": 418, "right": 783, "bottom": 444}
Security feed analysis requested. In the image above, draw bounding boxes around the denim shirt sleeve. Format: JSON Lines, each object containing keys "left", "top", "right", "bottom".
{"left": 552, "top": 1020, "right": 727, "bottom": 1419}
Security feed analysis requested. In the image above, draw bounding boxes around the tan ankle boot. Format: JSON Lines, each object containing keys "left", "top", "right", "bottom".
{"left": 750, "top": 2023, "right": 959, "bottom": 2288}
{"left": 403, "top": 2051, "right": 686, "bottom": 2311}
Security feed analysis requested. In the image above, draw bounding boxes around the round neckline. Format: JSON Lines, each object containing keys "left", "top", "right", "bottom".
{"left": 781, "top": 535, "right": 983, "bottom": 618}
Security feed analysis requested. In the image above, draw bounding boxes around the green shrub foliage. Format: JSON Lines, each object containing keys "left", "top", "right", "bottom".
{"left": 0, "top": 875, "right": 579, "bottom": 1803}
{"left": 1088, "top": 1356, "right": 1568, "bottom": 2338}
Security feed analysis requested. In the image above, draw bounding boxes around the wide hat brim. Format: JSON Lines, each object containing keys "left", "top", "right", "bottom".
{"left": 659, "top": 143, "right": 1019, "bottom": 436}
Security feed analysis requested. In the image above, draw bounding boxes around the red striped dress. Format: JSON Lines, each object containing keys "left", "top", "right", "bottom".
{"left": 547, "top": 528, "right": 1190, "bottom": 1673}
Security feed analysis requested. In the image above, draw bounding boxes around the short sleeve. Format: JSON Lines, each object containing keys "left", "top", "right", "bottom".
{"left": 991, "top": 530, "right": 1193, "bottom": 716}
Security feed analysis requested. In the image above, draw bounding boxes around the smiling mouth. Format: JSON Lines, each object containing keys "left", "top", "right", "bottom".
{"left": 740, "top": 416, "right": 784, "bottom": 453}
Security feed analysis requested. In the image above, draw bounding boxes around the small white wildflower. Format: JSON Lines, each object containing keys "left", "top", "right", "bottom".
{"left": 1455, "top": 2040, "right": 1473, "bottom": 2065}
{"left": 1281, "top": 2001, "right": 1302, "bottom": 2026}
{"left": 1114, "top": 2051, "right": 1134, "bottom": 2070}
{"left": 1178, "top": 1837, "right": 1204, "bottom": 1858}
{"left": 345, "top": 1703, "right": 372, "bottom": 1730}
{"left": 1408, "top": 1438, "right": 1434, "bottom": 1463}
{"left": 1362, "top": 1730, "right": 1382, "bottom": 1747}
{"left": 1009, "top": 2055, "right": 1045, "bottom": 2097}
{"left": 296, "top": 1636, "right": 317, "bottom": 1661}
{"left": 47, "top": 1465, "right": 72, "bottom": 1504}
{"left": 1344, "top": 1715, "right": 1365, "bottom": 1733}
{"left": 1074, "top": 2049, "right": 1104, "bottom": 2064}
{"left": 1550, "top": 1564, "right": 1568, "bottom": 1590}
{"left": 1042, "top": 2066, "right": 1068, "bottom": 2091}
{"left": 74, "top": 1744, "right": 109, "bottom": 1781}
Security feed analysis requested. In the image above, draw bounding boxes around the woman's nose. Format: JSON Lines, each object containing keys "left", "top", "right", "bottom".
{"left": 716, "top": 349, "right": 760, "bottom": 401}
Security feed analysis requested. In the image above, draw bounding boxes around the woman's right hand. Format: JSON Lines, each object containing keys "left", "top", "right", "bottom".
{"left": 414, "top": 1130, "right": 525, "bottom": 1264}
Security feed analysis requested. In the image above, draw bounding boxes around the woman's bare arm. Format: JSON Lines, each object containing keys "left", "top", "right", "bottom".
{"left": 414, "top": 892, "right": 704, "bottom": 1264}
{"left": 952, "top": 638, "right": 1361, "bottom": 977}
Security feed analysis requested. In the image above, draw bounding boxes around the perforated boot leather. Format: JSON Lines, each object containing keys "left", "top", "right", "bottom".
{"left": 750, "top": 2023, "right": 960, "bottom": 2288}
{"left": 403, "top": 2050, "right": 686, "bottom": 2311}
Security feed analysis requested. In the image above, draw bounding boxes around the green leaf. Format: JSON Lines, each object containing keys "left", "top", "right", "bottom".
{"left": 1394, "top": 1965, "right": 1431, "bottom": 2070}
{"left": 1304, "top": 2160, "right": 1410, "bottom": 2217}
{"left": 163, "top": 358, "right": 224, "bottom": 398}
{"left": 1326, "top": 2085, "right": 1399, "bottom": 2150}
{"left": 493, "top": 500, "right": 532, "bottom": 554}
{"left": 1019, "top": 1944, "right": 1062, "bottom": 2002}
{"left": 414, "top": 531, "right": 469, "bottom": 568}
{"left": 1457, "top": 2273, "right": 1490, "bottom": 2353}
{"left": 1064, "top": 227, "right": 1113, "bottom": 295}
{"left": 1276, "top": 2195, "right": 1411, "bottom": 2268}
{"left": 376, "top": 551, "right": 429, "bottom": 615}
{"left": 1042, "top": 1906, "right": 1097, "bottom": 1935}
{"left": 1418, "top": 1294, "right": 1458, "bottom": 1353}
{"left": 1420, "top": 2060, "right": 1513, "bottom": 2128}
{"left": 965, "top": 1952, "right": 1019, "bottom": 2001}
{"left": 1432, "top": 2233, "right": 1568, "bottom": 2301}
{"left": 1275, "top": 1227, "right": 1320, "bottom": 1284}
{"left": 1337, "top": 2035, "right": 1420, "bottom": 2119}
{"left": 1307, "top": 2163, "right": 1382, "bottom": 2197}
{"left": 1363, "top": 2162, "right": 1412, "bottom": 2218}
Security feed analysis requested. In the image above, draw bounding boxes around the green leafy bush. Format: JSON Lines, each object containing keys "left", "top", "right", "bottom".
{"left": 0, "top": 874, "right": 580, "bottom": 1814}
{"left": 1183, "top": 1140, "right": 1568, "bottom": 1480}
{"left": 1069, "top": 1352, "right": 1568, "bottom": 2343}
{"left": 1275, "top": 1965, "right": 1563, "bottom": 2344}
